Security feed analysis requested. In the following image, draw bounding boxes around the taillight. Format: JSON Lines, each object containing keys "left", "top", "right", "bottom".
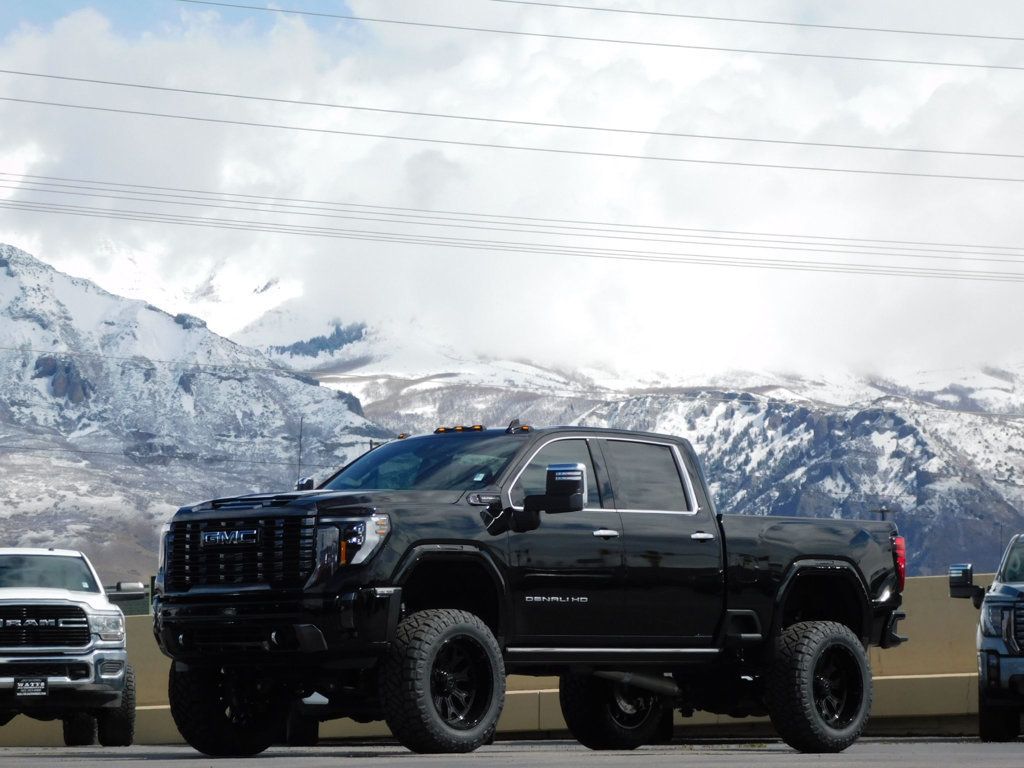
{"left": 893, "top": 535, "right": 906, "bottom": 592}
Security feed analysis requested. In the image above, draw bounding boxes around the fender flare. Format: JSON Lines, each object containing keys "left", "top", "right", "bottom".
{"left": 391, "top": 543, "right": 511, "bottom": 637}
{"left": 771, "top": 558, "right": 872, "bottom": 644}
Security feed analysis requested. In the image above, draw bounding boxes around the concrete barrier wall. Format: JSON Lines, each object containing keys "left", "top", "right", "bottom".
{"left": 0, "top": 574, "right": 992, "bottom": 745}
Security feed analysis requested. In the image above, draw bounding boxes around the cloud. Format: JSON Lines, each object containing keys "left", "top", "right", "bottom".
{"left": 0, "top": 1, "right": 1022, "bottom": 379}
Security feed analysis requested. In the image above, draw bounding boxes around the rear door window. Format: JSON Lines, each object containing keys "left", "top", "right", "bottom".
{"left": 602, "top": 440, "right": 691, "bottom": 512}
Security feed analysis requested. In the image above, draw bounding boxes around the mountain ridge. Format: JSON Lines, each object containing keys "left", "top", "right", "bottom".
{"left": 0, "top": 245, "right": 386, "bottom": 581}
{"left": 2, "top": 244, "right": 1021, "bottom": 579}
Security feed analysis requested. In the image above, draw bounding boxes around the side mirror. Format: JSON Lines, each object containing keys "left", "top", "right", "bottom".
{"left": 949, "top": 563, "right": 985, "bottom": 608}
{"left": 522, "top": 463, "right": 587, "bottom": 516}
{"left": 107, "top": 581, "right": 146, "bottom": 603}
{"left": 295, "top": 476, "right": 315, "bottom": 491}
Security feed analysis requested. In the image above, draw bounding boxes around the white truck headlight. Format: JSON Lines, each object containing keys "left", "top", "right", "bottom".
{"left": 981, "top": 604, "right": 1011, "bottom": 638}
{"left": 90, "top": 613, "right": 125, "bottom": 642}
{"left": 157, "top": 522, "right": 171, "bottom": 573}
{"left": 313, "top": 513, "right": 390, "bottom": 580}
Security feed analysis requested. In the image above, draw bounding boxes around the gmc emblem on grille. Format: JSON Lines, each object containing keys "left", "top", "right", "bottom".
{"left": 201, "top": 529, "right": 260, "bottom": 546}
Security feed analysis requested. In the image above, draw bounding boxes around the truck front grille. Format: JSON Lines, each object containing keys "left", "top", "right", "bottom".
{"left": 167, "top": 516, "right": 316, "bottom": 591}
{"left": 0, "top": 605, "right": 90, "bottom": 648}
{"left": 1015, "top": 607, "right": 1024, "bottom": 650}
{"left": 0, "top": 661, "right": 90, "bottom": 680}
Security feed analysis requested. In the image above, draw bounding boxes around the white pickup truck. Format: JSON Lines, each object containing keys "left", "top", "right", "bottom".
{"left": 0, "top": 547, "right": 140, "bottom": 746}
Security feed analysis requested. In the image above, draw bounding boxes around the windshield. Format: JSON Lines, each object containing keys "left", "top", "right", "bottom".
{"left": 1001, "top": 539, "right": 1024, "bottom": 583}
{"left": 324, "top": 434, "right": 524, "bottom": 492}
{"left": 0, "top": 555, "right": 100, "bottom": 593}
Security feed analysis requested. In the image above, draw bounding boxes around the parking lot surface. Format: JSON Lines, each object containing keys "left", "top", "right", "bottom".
{"left": 0, "top": 739, "right": 1021, "bottom": 767}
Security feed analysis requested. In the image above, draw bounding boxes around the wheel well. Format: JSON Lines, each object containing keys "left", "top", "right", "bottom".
{"left": 778, "top": 571, "right": 867, "bottom": 641}
{"left": 400, "top": 559, "right": 503, "bottom": 637}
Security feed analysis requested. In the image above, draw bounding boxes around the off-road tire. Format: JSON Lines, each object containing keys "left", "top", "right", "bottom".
{"left": 765, "top": 621, "right": 872, "bottom": 753}
{"left": 285, "top": 710, "right": 319, "bottom": 747}
{"left": 97, "top": 663, "right": 136, "bottom": 746}
{"left": 559, "top": 673, "right": 668, "bottom": 750}
{"left": 168, "top": 662, "right": 279, "bottom": 757}
{"left": 979, "top": 686, "right": 1020, "bottom": 742}
{"left": 62, "top": 712, "right": 96, "bottom": 746}
{"left": 381, "top": 609, "right": 505, "bottom": 754}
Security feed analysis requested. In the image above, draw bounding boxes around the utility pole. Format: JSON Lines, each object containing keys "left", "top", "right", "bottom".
{"left": 296, "top": 416, "right": 304, "bottom": 483}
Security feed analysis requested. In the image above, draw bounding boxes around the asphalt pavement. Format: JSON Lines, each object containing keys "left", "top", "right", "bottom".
{"left": 0, "top": 739, "right": 1021, "bottom": 768}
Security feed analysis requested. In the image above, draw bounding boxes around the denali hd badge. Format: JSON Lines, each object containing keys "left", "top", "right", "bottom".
{"left": 201, "top": 529, "right": 260, "bottom": 546}
{"left": 525, "top": 595, "right": 588, "bottom": 604}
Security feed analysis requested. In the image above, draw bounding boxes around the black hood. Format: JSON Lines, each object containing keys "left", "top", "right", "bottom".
{"left": 990, "top": 582, "right": 1024, "bottom": 600}
{"left": 178, "top": 488, "right": 465, "bottom": 519}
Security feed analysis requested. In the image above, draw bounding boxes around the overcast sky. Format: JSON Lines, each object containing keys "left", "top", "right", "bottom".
{"left": 1, "top": 0, "right": 1023, "bottom": 379}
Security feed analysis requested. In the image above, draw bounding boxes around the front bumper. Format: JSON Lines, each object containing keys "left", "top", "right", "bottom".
{"left": 0, "top": 647, "right": 128, "bottom": 710}
{"left": 154, "top": 586, "right": 402, "bottom": 664}
{"left": 978, "top": 648, "right": 1024, "bottom": 702}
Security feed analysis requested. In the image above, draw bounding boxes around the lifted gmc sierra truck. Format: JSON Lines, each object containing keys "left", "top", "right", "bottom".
{"left": 0, "top": 548, "right": 141, "bottom": 746}
{"left": 154, "top": 424, "right": 907, "bottom": 757}
{"left": 950, "top": 535, "right": 1024, "bottom": 741}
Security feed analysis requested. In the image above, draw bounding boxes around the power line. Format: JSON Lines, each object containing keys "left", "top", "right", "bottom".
{"left": 4, "top": 68, "right": 1023, "bottom": 161}
{"left": 12, "top": 173, "right": 1024, "bottom": 262}
{"left": 9, "top": 179, "right": 1024, "bottom": 268}
{"left": 11, "top": 95, "right": 1024, "bottom": 185}
{"left": 5, "top": 197, "right": 1024, "bottom": 283}
{"left": 4, "top": 170, "right": 1023, "bottom": 255}
{"left": 8, "top": 177, "right": 1024, "bottom": 265}
{"left": 7, "top": 198, "right": 1023, "bottom": 281}
{"left": 486, "top": 0, "right": 1024, "bottom": 43}
{"left": 175, "top": 0, "right": 1024, "bottom": 73}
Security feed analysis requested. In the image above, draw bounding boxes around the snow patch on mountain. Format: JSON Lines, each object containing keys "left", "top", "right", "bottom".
{"left": 0, "top": 245, "right": 385, "bottom": 581}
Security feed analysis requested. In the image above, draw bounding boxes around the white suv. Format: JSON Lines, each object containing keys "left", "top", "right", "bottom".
{"left": 0, "top": 547, "right": 140, "bottom": 746}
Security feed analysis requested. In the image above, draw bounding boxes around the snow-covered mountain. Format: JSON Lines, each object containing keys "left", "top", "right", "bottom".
{"left": 240, "top": 318, "right": 1024, "bottom": 576}
{"left": 0, "top": 245, "right": 385, "bottom": 581}
{"left": 3, "top": 245, "right": 1018, "bottom": 580}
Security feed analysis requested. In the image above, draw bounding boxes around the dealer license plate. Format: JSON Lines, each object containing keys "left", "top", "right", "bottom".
{"left": 14, "top": 678, "right": 47, "bottom": 697}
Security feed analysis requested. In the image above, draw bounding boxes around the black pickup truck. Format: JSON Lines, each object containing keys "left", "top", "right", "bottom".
{"left": 153, "top": 424, "right": 906, "bottom": 757}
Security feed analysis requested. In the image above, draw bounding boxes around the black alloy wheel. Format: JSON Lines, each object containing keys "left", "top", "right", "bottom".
{"left": 169, "top": 662, "right": 282, "bottom": 757}
{"left": 430, "top": 636, "right": 493, "bottom": 731}
{"left": 811, "top": 645, "right": 863, "bottom": 729}
{"left": 978, "top": 684, "right": 1021, "bottom": 742}
{"left": 559, "top": 673, "right": 668, "bottom": 750}
{"left": 765, "top": 620, "right": 873, "bottom": 753}
{"left": 381, "top": 608, "right": 505, "bottom": 754}
{"left": 608, "top": 683, "right": 659, "bottom": 731}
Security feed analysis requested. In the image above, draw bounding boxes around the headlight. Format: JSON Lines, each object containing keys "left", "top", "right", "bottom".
{"left": 981, "top": 604, "right": 1011, "bottom": 638}
{"left": 90, "top": 613, "right": 125, "bottom": 642}
{"left": 157, "top": 522, "right": 171, "bottom": 573}
{"left": 312, "top": 513, "right": 390, "bottom": 580}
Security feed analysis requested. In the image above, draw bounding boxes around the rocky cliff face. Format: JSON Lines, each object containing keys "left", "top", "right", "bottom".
{"left": 0, "top": 245, "right": 386, "bottom": 581}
